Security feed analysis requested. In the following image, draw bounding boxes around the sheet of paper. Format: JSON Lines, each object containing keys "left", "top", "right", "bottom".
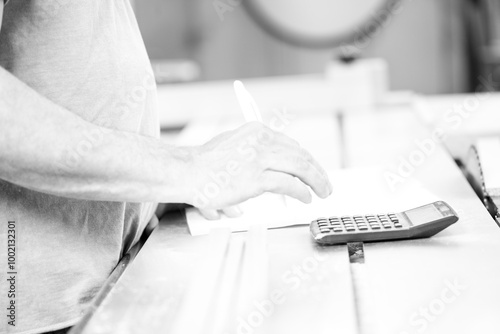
{"left": 186, "top": 167, "right": 441, "bottom": 236}
{"left": 476, "top": 137, "right": 500, "bottom": 196}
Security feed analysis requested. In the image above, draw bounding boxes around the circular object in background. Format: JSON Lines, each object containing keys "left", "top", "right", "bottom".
{"left": 243, "top": 0, "right": 401, "bottom": 49}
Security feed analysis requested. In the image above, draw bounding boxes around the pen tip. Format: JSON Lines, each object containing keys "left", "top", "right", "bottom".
{"left": 234, "top": 80, "right": 244, "bottom": 89}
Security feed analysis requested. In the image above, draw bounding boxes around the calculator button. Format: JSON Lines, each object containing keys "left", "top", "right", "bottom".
{"left": 345, "top": 226, "right": 355, "bottom": 231}
{"left": 371, "top": 225, "right": 381, "bottom": 230}
{"left": 394, "top": 224, "right": 402, "bottom": 228}
{"left": 358, "top": 226, "right": 368, "bottom": 230}
{"left": 382, "top": 224, "right": 391, "bottom": 229}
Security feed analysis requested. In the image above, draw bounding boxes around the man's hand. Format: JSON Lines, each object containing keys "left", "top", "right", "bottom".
{"left": 186, "top": 122, "right": 333, "bottom": 219}
{"left": 0, "top": 63, "right": 330, "bottom": 210}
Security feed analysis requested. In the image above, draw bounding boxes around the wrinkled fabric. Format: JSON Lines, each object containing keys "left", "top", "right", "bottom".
{"left": 0, "top": 1, "right": 159, "bottom": 333}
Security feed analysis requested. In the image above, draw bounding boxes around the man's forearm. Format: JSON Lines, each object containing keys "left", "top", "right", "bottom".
{"left": 0, "top": 67, "right": 193, "bottom": 203}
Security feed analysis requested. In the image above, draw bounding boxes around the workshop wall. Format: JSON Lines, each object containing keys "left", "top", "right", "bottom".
{"left": 134, "top": 0, "right": 466, "bottom": 95}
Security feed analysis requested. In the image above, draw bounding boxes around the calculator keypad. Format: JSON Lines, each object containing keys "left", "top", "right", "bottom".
{"left": 315, "top": 213, "right": 402, "bottom": 234}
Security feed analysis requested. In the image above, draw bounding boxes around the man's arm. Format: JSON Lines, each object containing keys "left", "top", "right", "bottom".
{"left": 0, "top": 1, "right": 195, "bottom": 204}
{"left": 0, "top": 65, "right": 197, "bottom": 203}
{"left": 0, "top": 3, "right": 332, "bottom": 208}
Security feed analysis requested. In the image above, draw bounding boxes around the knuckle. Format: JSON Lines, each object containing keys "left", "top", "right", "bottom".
{"left": 248, "top": 121, "right": 265, "bottom": 131}
{"left": 259, "top": 173, "right": 273, "bottom": 192}
{"left": 299, "top": 148, "right": 313, "bottom": 161}
{"left": 295, "top": 156, "right": 310, "bottom": 171}
{"left": 258, "top": 127, "right": 275, "bottom": 141}
{"left": 287, "top": 135, "right": 301, "bottom": 148}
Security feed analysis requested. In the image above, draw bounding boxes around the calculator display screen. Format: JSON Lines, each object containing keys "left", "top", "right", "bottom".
{"left": 404, "top": 205, "right": 443, "bottom": 226}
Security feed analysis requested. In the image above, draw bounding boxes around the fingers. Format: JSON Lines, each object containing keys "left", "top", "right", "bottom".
{"left": 298, "top": 148, "right": 332, "bottom": 190}
{"left": 262, "top": 171, "right": 313, "bottom": 204}
{"left": 222, "top": 205, "right": 243, "bottom": 218}
{"left": 198, "top": 208, "right": 221, "bottom": 220}
{"left": 242, "top": 125, "right": 332, "bottom": 197}
{"left": 263, "top": 147, "right": 332, "bottom": 199}
{"left": 194, "top": 122, "right": 332, "bottom": 212}
{"left": 198, "top": 206, "right": 243, "bottom": 220}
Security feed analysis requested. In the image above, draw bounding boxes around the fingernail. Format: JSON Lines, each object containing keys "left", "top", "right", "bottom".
{"left": 226, "top": 206, "right": 243, "bottom": 218}
{"left": 207, "top": 210, "right": 221, "bottom": 220}
{"left": 235, "top": 205, "right": 243, "bottom": 216}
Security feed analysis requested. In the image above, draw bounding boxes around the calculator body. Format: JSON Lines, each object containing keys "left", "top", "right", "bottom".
{"left": 310, "top": 201, "right": 459, "bottom": 245}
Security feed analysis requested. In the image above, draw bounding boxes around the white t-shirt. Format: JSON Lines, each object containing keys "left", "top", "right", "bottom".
{"left": 0, "top": 1, "right": 159, "bottom": 333}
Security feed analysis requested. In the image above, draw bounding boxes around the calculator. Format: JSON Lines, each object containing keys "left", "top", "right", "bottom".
{"left": 310, "top": 201, "right": 459, "bottom": 245}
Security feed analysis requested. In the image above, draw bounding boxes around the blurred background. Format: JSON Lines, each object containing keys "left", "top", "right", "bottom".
{"left": 129, "top": 0, "right": 500, "bottom": 95}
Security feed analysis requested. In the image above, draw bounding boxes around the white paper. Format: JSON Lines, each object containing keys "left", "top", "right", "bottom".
{"left": 186, "top": 168, "right": 441, "bottom": 236}
{"left": 476, "top": 137, "right": 500, "bottom": 196}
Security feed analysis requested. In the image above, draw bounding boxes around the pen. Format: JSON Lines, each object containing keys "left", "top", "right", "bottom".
{"left": 233, "top": 80, "right": 264, "bottom": 123}
{"left": 233, "top": 80, "right": 287, "bottom": 209}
